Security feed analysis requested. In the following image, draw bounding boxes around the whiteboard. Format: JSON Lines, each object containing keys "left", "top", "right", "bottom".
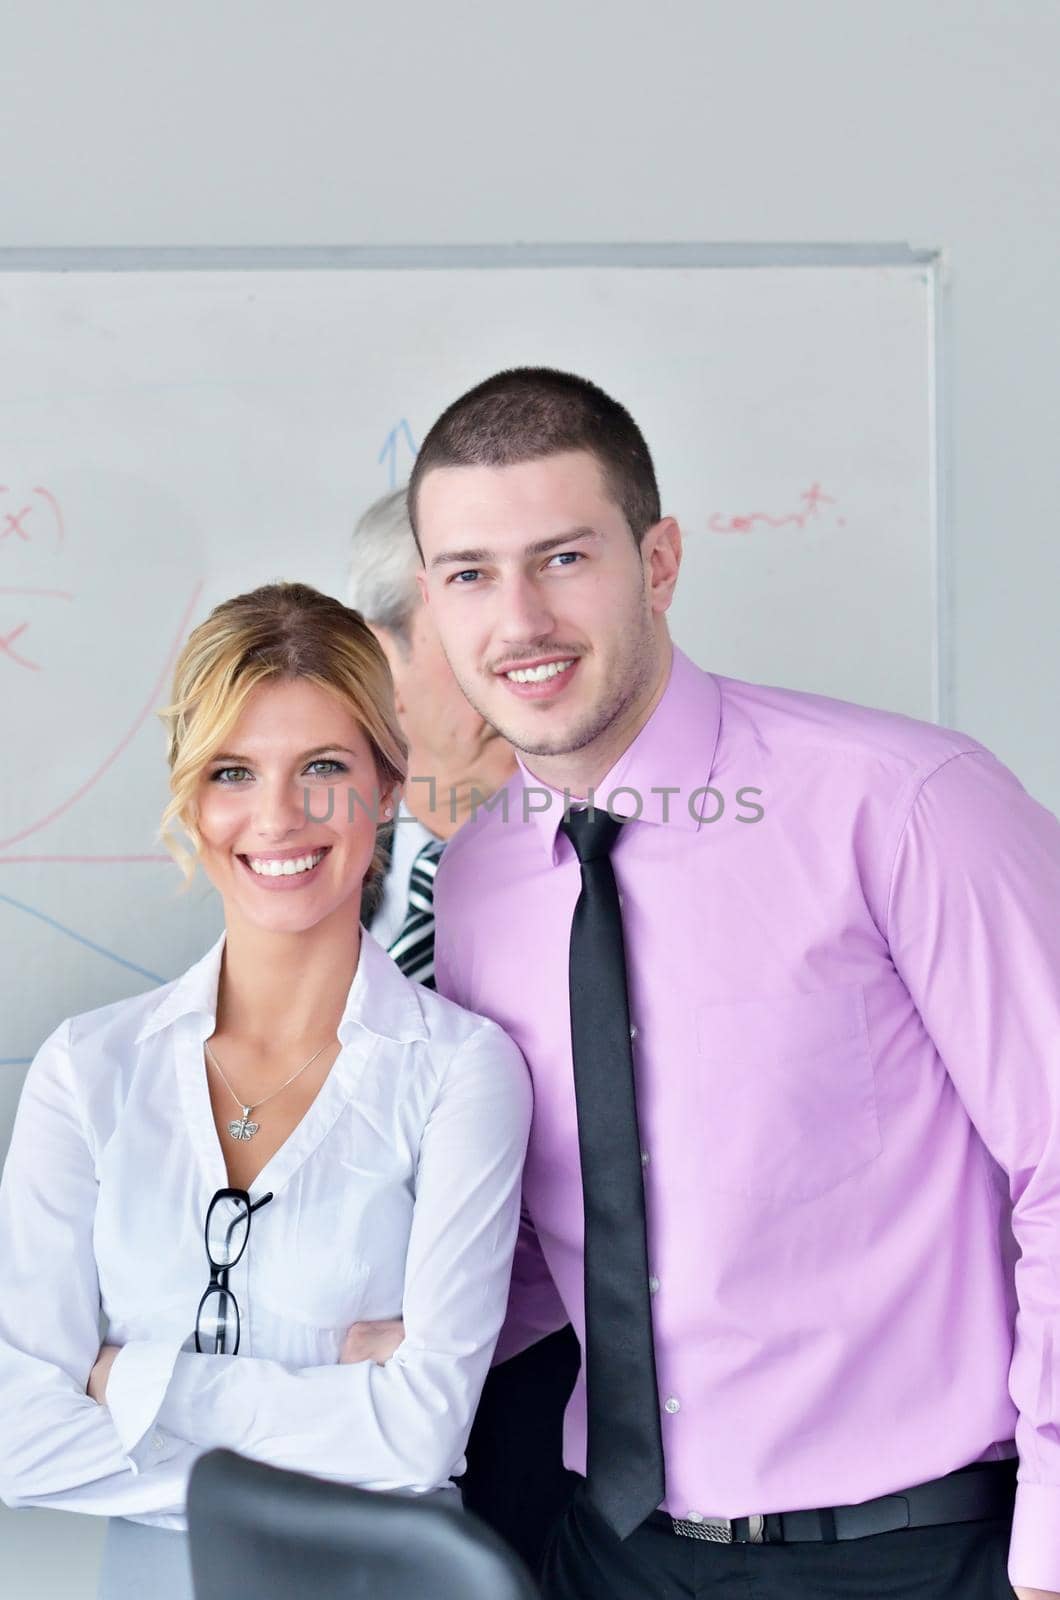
{"left": 0, "top": 246, "right": 942, "bottom": 1120}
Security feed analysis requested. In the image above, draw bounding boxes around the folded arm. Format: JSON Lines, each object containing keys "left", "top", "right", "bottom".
{"left": 0, "top": 1023, "right": 194, "bottom": 1518}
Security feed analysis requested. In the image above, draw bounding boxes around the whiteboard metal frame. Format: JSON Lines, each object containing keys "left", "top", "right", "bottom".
{"left": 0, "top": 241, "right": 949, "bottom": 720}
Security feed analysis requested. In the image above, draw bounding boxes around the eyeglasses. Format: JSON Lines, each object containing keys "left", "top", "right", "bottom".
{"left": 195, "top": 1187, "right": 274, "bottom": 1355}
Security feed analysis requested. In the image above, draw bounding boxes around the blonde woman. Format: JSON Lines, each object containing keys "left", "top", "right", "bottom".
{"left": 0, "top": 583, "right": 532, "bottom": 1600}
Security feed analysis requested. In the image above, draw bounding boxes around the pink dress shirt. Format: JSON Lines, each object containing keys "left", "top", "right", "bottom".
{"left": 433, "top": 645, "right": 1060, "bottom": 1592}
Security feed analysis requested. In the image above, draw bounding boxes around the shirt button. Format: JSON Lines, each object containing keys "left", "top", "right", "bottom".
{"left": 151, "top": 1432, "right": 166, "bottom": 1451}
{"left": 649, "top": 1276, "right": 661, "bottom": 1295}
{"left": 686, "top": 1511, "right": 704, "bottom": 1524}
{"left": 664, "top": 1396, "right": 681, "bottom": 1415}
{"left": 640, "top": 1150, "right": 650, "bottom": 1167}
{"left": 629, "top": 1024, "right": 639, "bottom": 1042}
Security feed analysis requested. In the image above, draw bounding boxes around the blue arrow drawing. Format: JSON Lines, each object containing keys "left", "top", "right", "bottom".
{"left": 378, "top": 419, "right": 419, "bottom": 489}
{"left": 0, "top": 892, "right": 165, "bottom": 984}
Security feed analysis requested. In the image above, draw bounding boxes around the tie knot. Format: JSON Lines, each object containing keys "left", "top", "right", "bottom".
{"left": 560, "top": 806, "right": 625, "bottom": 864}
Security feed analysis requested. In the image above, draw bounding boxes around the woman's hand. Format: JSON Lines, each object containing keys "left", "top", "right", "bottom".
{"left": 87, "top": 1344, "right": 121, "bottom": 1404}
{"left": 340, "top": 1318, "right": 405, "bottom": 1365}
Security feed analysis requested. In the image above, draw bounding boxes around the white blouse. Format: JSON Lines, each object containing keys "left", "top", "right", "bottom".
{"left": 0, "top": 928, "right": 532, "bottom": 1530}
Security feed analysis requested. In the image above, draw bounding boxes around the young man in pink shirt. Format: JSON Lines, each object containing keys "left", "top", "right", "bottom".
{"left": 404, "top": 366, "right": 1059, "bottom": 1600}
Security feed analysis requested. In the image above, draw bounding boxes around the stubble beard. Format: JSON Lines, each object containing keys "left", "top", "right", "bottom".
{"left": 457, "top": 601, "right": 660, "bottom": 762}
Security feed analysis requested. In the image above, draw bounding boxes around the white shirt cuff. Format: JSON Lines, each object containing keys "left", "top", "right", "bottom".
{"left": 106, "top": 1339, "right": 187, "bottom": 1467}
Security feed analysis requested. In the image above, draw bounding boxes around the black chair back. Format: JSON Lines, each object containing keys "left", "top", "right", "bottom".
{"left": 187, "top": 1448, "right": 541, "bottom": 1600}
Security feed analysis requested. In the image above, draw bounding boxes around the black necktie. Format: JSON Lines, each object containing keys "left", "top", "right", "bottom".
{"left": 560, "top": 807, "right": 665, "bottom": 1538}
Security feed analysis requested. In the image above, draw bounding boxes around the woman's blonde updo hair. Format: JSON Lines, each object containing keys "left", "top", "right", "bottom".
{"left": 159, "top": 581, "right": 407, "bottom": 893}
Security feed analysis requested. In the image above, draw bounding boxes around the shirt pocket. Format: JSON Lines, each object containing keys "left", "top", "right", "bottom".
{"left": 695, "top": 985, "right": 880, "bottom": 1204}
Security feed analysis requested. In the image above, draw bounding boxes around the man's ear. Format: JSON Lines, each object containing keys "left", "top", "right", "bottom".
{"left": 645, "top": 517, "right": 682, "bottom": 615}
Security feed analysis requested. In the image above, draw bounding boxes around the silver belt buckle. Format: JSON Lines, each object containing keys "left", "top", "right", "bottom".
{"left": 670, "top": 1513, "right": 766, "bottom": 1544}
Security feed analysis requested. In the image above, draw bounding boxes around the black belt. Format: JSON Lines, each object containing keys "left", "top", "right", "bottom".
{"left": 649, "top": 1458, "right": 1017, "bottom": 1544}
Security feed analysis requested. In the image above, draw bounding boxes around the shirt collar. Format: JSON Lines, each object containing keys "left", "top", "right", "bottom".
{"left": 135, "top": 924, "right": 429, "bottom": 1047}
{"left": 394, "top": 798, "right": 445, "bottom": 858}
{"left": 516, "top": 646, "right": 722, "bottom": 861}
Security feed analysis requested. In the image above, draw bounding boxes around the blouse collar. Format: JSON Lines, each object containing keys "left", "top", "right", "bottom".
{"left": 135, "top": 924, "right": 430, "bottom": 1047}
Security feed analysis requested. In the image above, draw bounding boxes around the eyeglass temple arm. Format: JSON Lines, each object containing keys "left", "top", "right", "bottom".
{"left": 221, "top": 1191, "right": 275, "bottom": 1255}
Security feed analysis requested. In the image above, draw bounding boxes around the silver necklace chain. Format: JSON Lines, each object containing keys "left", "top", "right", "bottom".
{"left": 205, "top": 1038, "right": 333, "bottom": 1142}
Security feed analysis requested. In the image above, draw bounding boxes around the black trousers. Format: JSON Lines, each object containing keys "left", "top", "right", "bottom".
{"left": 542, "top": 1484, "right": 1017, "bottom": 1600}
{"left": 461, "top": 1324, "right": 582, "bottom": 1576}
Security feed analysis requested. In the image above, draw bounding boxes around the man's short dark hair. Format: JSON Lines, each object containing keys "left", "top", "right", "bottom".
{"left": 408, "top": 367, "right": 661, "bottom": 549}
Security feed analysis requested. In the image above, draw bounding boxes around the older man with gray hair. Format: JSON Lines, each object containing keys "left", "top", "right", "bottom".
{"left": 347, "top": 486, "right": 514, "bottom": 979}
{"left": 347, "top": 485, "right": 580, "bottom": 1576}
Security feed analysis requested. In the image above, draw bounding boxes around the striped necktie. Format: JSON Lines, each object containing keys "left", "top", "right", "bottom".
{"left": 388, "top": 837, "right": 445, "bottom": 988}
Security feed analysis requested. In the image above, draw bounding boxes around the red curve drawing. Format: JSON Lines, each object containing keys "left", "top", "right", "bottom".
{"left": 34, "top": 487, "right": 65, "bottom": 546}
{"left": 0, "top": 589, "right": 75, "bottom": 600}
{"left": 0, "top": 581, "right": 204, "bottom": 852}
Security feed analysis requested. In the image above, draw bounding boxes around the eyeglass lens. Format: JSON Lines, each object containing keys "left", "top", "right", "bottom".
{"left": 206, "top": 1194, "right": 251, "bottom": 1269}
{"left": 197, "top": 1284, "right": 240, "bottom": 1355}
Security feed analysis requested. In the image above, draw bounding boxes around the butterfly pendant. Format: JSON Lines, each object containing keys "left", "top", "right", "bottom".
{"left": 227, "top": 1108, "right": 260, "bottom": 1142}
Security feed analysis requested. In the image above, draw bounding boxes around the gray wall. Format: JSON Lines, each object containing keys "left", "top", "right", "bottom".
{"left": 1, "top": 3, "right": 1057, "bottom": 1594}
